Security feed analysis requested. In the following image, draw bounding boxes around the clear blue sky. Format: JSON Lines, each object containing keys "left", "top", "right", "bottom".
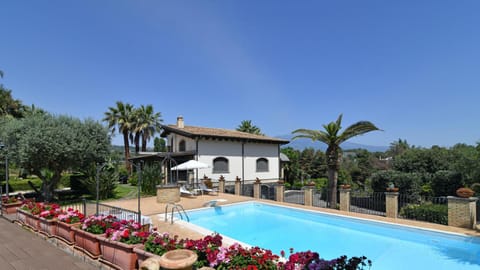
{"left": 1, "top": 1, "right": 479, "bottom": 148}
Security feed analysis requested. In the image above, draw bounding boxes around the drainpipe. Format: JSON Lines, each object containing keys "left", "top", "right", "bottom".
{"left": 196, "top": 138, "right": 199, "bottom": 188}
{"left": 242, "top": 142, "right": 245, "bottom": 194}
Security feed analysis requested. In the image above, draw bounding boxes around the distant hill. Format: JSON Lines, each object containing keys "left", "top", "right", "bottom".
{"left": 277, "top": 135, "right": 388, "bottom": 152}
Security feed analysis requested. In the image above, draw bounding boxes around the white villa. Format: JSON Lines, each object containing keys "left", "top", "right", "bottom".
{"left": 132, "top": 116, "right": 289, "bottom": 186}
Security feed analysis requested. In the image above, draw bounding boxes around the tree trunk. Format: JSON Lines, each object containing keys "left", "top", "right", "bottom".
{"left": 134, "top": 133, "right": 140, "bottom": 153}
{"left": 41, "top": 172, "right": 61, "bottom": 202}
{"left": 141, "top": 134, "right": 147, "bottom": 152}
{"left": 123, "top": 131, "right": 131, "bottom": 172}
{"left": 327, "top": 167, "right": 338, "bottom": 209}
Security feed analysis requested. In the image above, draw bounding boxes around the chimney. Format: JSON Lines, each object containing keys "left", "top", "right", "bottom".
{"left": 177, "top": 116, "right": 184, "bottom": 128}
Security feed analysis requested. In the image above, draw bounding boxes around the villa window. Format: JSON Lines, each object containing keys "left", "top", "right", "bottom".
{"left": 256, "top": 158, "right": 269, "bottom": 172}
{"left": 213, "top": 157, "right": 229, "bottom": 173}
{"left": 179, "top": 140, "right": 186, "bottom": 152}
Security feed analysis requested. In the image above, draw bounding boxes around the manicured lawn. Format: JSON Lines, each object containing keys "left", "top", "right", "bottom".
{"left": 113, "top": 184, "right": 138, "bottom": 199}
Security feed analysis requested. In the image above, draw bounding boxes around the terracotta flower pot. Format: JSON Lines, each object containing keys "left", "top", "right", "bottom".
{"left": 456, "top": 187, "right": 474, "bottom": 198}
{"left": 99, "top": 237, "right": 142, "bottom": 270}
{"left": 340, "top": 184, "right": 351, "bottom": 189}
{"left": 134, "top": 245, "right": 162, "bottom": 267}
{"left": 2, "top": 201, "right": 23, "bottom": 214}
{"left": 16, "top": 209, "right": 28, "bottom": 225}
{"left": 71, "top": 226, "right": 103, "bottom": 258}
{"left": 386, "top": 187, "right": 399, "bottom": 192}
{"left": 56, "top": 221, "right": 80, "bottom": 245}
{"left": 24, "top": 211, "right": 40, "bottom": 231}
{"left": 38, "top": 217, "right": 57, "bottom": 237}
{"left": 159, "top": 249, "right": 198, "bottom": 270}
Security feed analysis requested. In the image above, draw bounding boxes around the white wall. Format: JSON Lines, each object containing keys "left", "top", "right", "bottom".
{"left": 166, "top": 133, "right": 282, "bottom": 183}
{"left": 196, "top": 140, "right": 280, "bottom": 182}
{"left": 167, "top": 134, "right": 196, "bottom": 152}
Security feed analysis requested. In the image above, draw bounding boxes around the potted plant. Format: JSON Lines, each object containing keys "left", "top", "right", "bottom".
{"left": 38, "top": 203, "right": 61, "bottom": 237}
{"left": 456, "top": 187, "right": 474, "bottom": 198}
{"left": 72, "top": 214, "right": 118, "bottom": 258}
{"left": 56, "top": 208, "right": 85, "bottom": 244}
{"left": 1, "top": 195, "right": 23, "bottom": 214}
{"left": 135, "top": 232, "right": 184, "bottom": 266}
{"left": 100, "top": 220, "right": 149, "bottom": 270}
{"left": 386, "top": 182, "right": 399, "bottom": 192}
{"left": 16, "top": 199, "right": 35, "bottom": 225}
{"left": 19, "top": 201, "right": 45, "bottom": 231}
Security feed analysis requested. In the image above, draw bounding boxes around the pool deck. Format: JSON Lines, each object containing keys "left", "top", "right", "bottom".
{"left": 103, "top": 193, "right": 480, "bottom": 240}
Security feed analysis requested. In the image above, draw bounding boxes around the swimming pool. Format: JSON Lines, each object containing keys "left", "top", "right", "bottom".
{"left": 182, "top": 201, "right": 480, "bottom": 270}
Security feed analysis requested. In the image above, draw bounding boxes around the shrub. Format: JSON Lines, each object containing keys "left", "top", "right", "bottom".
{"left": 141, "top": 163, "right": 162, "bottom": 195}
{"left": 370, "top": 170, "right": 423, "bottom": 198}
{"left": 128, "top": 173, "right": 138, "bottom": 186}
{"left": 400, "top": 203, "right": 448, "bottom": 225}
{"left": 80, "top": 165, "right": 118, "bottom": 200}
{"left": 430, "top": 170, "right": 463, "bottom": 197}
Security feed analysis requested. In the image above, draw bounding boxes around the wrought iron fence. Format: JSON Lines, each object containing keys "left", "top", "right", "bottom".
{"left": 241, "top": 181, "right": 255, "bottom": 198}
{"left": 312, "top": 188, "right": 330, "bottom": 208}
{"left": 350, "top": 191, "right": 386, "bottom": 216}
{"left": 60, "top": 199, "right": 142, "bottom": 223}
{"left": 260, "top": 184, "right": 276, "bottom": 200}
{"left": 477, "top": 200, "right": 480, "bottom": 224}
{"left": 284, "top": 190, "right": 305, "bottom": 205}
{"left": 398, "top": 194, "right": 448, "bottom": 225}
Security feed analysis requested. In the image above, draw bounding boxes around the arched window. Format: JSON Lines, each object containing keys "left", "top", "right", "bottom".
{"left": 213, "top": 157, "right": 229, "bottom": 173}
{"left": 256, "top": 158, "right": 269, "bottom": 172}
{"left": 179, "top": 140, "right": 186, "bottom": 152}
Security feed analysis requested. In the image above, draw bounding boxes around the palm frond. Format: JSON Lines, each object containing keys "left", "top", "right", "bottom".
{"left": 339, "top": 121, "right": 381, "bottom": 143}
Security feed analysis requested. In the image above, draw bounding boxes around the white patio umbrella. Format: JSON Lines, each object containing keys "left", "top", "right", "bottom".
{"left": 171, "top": 160, "right": 210, "bottom": 187}
{"left": 171, "top": 160, "right": 210, "bottom": 170}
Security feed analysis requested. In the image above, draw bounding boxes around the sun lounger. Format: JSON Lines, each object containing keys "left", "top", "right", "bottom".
{"left": 198, "top": 183, "right": 218, "bottom": 195}
{"left": 180, "top": 186, "right": 194, "bottom": 196}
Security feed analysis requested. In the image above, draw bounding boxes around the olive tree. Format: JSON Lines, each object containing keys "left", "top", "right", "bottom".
{"left": 1, "top": 114, "right": 110, "bottom": 201}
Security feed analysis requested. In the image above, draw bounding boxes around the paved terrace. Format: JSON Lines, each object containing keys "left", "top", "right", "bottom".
{"left": 104, "top": 193, "right": 480, "bottom": 240}
{"left": 0, "top": 217, "right": 97, "bottom": 270}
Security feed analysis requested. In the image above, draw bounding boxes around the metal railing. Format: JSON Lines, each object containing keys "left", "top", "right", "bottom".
{"left": 312, "top": 188, "right": 330, "bottom": 208}
{"left": 284, "top": 190, "right": 305, "bottom": 205}
{"left": 350, "top": 191, "right": 386, "bottom": 216}
{"left": 398, "top": 194, "right": 448, "bottom": 225}
{"left": 241, "top": 182, "right": 254, "bottom": 198}
{"left": 165, "top": 203, "right": 189, "bottom": 224}
{"left": 260, "top": 184, "right": 275, "bottom": 200}
{"left": 60, "top": 199, "right": 142, "bottom": 223}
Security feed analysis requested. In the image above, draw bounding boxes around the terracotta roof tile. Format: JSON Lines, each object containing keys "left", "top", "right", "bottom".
{"left": 162, "top": 125, "right": 289, "bottom": 144}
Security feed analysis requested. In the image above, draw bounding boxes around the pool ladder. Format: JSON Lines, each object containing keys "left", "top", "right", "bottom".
{"left": 164, "top": 203, "right": 189, "bottom": 224}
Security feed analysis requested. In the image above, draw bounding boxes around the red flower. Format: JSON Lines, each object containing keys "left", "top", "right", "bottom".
{"left": 121, "top": 229, "right": 130, "bottom": 239}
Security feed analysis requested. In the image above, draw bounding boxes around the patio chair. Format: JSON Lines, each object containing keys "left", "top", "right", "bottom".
{"left": 180, "top": 186, "right": 194, "bottom": 197}
{"left": 198, "top": 183, "right": 218, "bottom": 195}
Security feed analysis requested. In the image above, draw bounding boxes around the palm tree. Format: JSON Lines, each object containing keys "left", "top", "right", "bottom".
{"left": 130, "top": 105, "right": 163, "bottom": 153}
{"left": 103, "top": 101, "right": 134, "bottom": 170}
{"left": 138, "top": 105, "right": 163, "bottom": 152}
{"left": 236, "top": 120, "right": 263, "bottom": 135}
{"left": 292, "top": 114, "right": 380, "bottom": 208}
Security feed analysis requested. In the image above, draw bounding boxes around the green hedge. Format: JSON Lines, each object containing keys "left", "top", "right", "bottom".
{"left": 400, "top": 203, "right": 448, "bottom": 225}
{"left": 1, "top": 178, "right": 42, "bottom": 192}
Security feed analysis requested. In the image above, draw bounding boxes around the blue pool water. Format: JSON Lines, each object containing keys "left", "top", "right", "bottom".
{"left": 184, "top": 202, "right": 480, "bottom": 270}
